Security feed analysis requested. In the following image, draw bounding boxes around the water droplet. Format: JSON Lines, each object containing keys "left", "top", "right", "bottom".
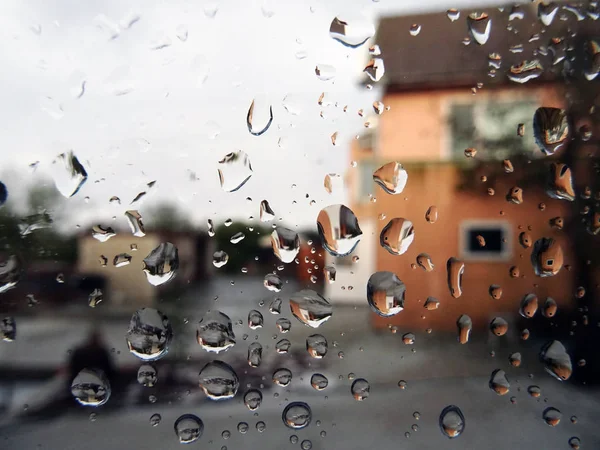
{"left": 543, "top": 297, "right": 557, "bottom": 318}
{"left": 51, "top": 152, "right": 88, "bottom": 198}
{"left": 584, "top": 39, "right": 600, "bottom": 80}
{"left": 540, "top": 340, "right": 572, "bottom": 381}
{"left": 490, "top": 317, "right": 508, "bottom": 336}
{"left": 258, "top": 200, "right": 276, "bottom": 222}
{"left": 569, "top": 436, "right": 581, "bottom": 449}
{"left": 0, "top": 317, "right": 16, "bottom": 342}
{"left": 489, "top": 369, "right": 510, "bottom": 395}
{"left": 98, "top": 255, "right": 108, "bottom": 267}
{"left": 197, "top": 311, "right": 236, "bottom": 353}
{"left": 229, "top": 232, "right": 245, "bottom": 245}
{"left": 271, "top": 227, "right": 300, "bottom": 263}
{"left": 137, "top": 364, "right": 157, "bottom": 387}
{"left": 289, "top": 289, "right": 332, "bottom": 328}
{"left": 315, "top": 64, "right": 336, "bottom": 81}
{"left": 380, "top": 218, "right": 414, "bottom": 255}
{"left": 351, "top": 378, "right": 370, "bottom": 401}
{"left": 142, "top": 243, "right": 178, "bottom": 286}
{"left": 255, "top": 421, "right": 266, "bottom": 432}
{"left": 519, "top": 232, "right": 532, "bottom": 248}
{"left": 88, "top": 288, "right": 103, "bottom": 308}
{"left": 237, "top": 422, "right": 249, "bottom": 434}
{"left": 402, "top": 333, "right": 416, "bottom": 345}
{"left": 290, "top": 435, "right": 299, "bottom": 444}
{"left": 329, "top": 15, "right": 374, "bottom": 48}
{"left": 439, "top": 405, "right": 465, "bottom": 438}
{"left": 447, "top": 258, "right": 465, "bottom": 298}
{"left": 306, "top": 334, "right": 328, "bottom": 358}
{"left": 218, "top": 150, "right": 253, "bottom": 192}
{"left": 174, "top": 414, "right": 203, "bottom": 443}
{"left": 509, "top": 352, "right": 522, "bottom": 367}
{"left": 543, "top": 407, "right": 562, "bottom": 426}
{"left": 467, "top": 12, "right": 491, "bottom": 45}
{"left": 528, "top": 385, "right": 541, "bottom": 397}
{"left": 415, "top": 253, "right": 434, "bottom": 272}
{"left": 506, "top": 186, "right": 524, "bottom": 204}
{"left": 113, "top": 253, "right": 132, "bottom": 268}
{"left": 264, "top": 273, "right": 282, "bottom": 292}
{"left": 269, "top": 298, "right": 282, "bottom": 314}
{"left": 198, "top": 361, "right": 239, "bottom": 400}
{"left": 207, "top": 219, "right": 215, "bottom": 237}
{"left": 301, "top": 440, "right": 313, "bottom": 450}
{"left": 213, "top": 251, "right": 229, "bottom": 268}
{"left": 317, "top": 205, "right": 362, "bottom": 257}
{"left": 538, "top": 2, "right": 559, "bottom": 26}
{"left": 447, "top": 9, "right": 460, "bottom": 21}
{"left": 533, "top": 107, "right": 571, "bottom": 156}
{"left": 126, "top": 308, "right": 172, "bottom": 361}
{"left": 276, "top": 317, "right": 292, "bottom": 333}
{"left": 273, "top": 368, "right": 293, "bottom": 386}
{"left": 244, "top": 389, "right": 262, "bottom": 410}
{"left": 276, "top": 339, "right": 291, "bottom": 354}
{"left": 424, "top": 297, "right": 439, "bottom": 310}
{"left": 309, "top": 373, "right": 329, "bottom": 391}
{"left": 283, "top": 402, "right": 312, "bottom": 429}
{"left": 546, "top": 163, "right": 575, "bottom": 201}
{"left": 457, "top": 314, "right": 472, "bottom": 344}
{"left": 464, "top": 147, "right": 477, "bottom": 158}
{"left": 364, "top": 58, "right": 385, "bottom": 82}
{"left": 373, "top": 162, "right": 408, "bottom": 194}
{"left": 91, "top": 225, "right": 116, "bottom": 243}
{"left": 409, "top": 23, "right": 421, "bottom": 36}
{"left": 246, "top": 97, "right": 273, "bottom": 136}
{"left": 150, "top": 413, "right": 161, "bottom": 426}
{"left": 123, "top": 210, "right": 145, "bottom": 237}
{"left": 71, "top": 368, "right": 111, "bottom": 406}
{"left": 366, "top": 271, "right": 406, "bottom": 317}
{"left": 324, "top": 173, "right": 343, "bottom": 194}
{"left": 508, "top": 60, "right": 544, "bottom": 84}
{"left": 248, "top": 342, "right": 263, "bottom": 367}
{"left": 248, "top": 310, "right": 264, "bottom": 330}
{"left": 519, "top": 294, "right": 539, "bottom": 318}
{"left": 531, "top": 238, "right": 563, "bottom": 277}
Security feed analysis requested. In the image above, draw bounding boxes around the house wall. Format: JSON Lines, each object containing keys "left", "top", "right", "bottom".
{"left": 347, "top": 84, "right": 577, "bottom": 332}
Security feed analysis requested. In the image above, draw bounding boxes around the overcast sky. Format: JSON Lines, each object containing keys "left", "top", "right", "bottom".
{"left": 0, "top": 0, "right": 500, "bottom": 232}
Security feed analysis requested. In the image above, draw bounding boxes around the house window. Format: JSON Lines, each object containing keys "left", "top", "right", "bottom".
{"left": 449, "top": 99, "right": 537, "bottom": 160}
{"left": 459, "top": 220, "right": 512, "bottom": 261}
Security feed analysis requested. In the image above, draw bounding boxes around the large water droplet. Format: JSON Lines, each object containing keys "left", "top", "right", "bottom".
{"left": 373, "top": 162, "right": 408, "bottom": 194}
{"left": 142, "top": 242, "right": 178, "bottom": 286}
{"left": 306, "top": 334, "right": 328, "bottom": 358}
{"left": 547, "top": 163, "right": 575, "bottom": 201}
{"left": 289, "top": 289, "right": 333, "bottom": 328}
{"left": 248, "top": 310, "right": 264, "bottom": 329}
{"left": 273, "top": 368, "right": 293, "bottom": 386}
{"left": 51, "top": 152, "right": 88, "bottom": 198}
{"left": 380, "top": 218, "right": 414, "bottom": 255}
{"left": 310, "top": 373, "right": 328, "bottom": 390}
{"left": 218, "top": 150, "right": 253, "bottom": 192}
{"left": 71, "top": 368, "right": 111, "bottom": 406}
{"left": 364, "top": 58, "right": 385, "bottom": 82}
{"left": 0, "top": 317, "right": 16, "bottom": 341}
{"left": 531, "top": 238, "right": 563, "bottom": 277}
{"left": 439, "top": 405, "right": 465, "bottom": 438}
{"left": 329, "top": 15, "right": 374, "bottom": 48}
{"left": 457, "top": 314, "right": 472, "bottom": 344}
{"left": 467, "top": 12, "right": 491, "bottom": 45}
{"left": 271, "top": 227, "right": 300, "bottom": 263}
{"left": 126, "top": 308, "right": 172, "bottom": 361}
{"left": 244, "top": 389, "right": 262, "bottom": 410}
{"left": 489, "top": 369, "right": 510, "bottom": 395}
{"left": 447, "top": 258, "right": 465, "bottom": 298}
{"left": 247, "top": 97, "right": 273, "bottom": 136}
{"left": 366, "top": 271, "right": 406, "bottom": 317}
{"left": 533, "top": 107, "right": 571, "bottom": 156}
{"left": 351, "top": 378, "right": 370, "bottom": 401}
{"left": 318, "top": 206, "right": 363, "bottom": 257}
{"left": 283, "top": 402, "right": 312, "bottom": 429}
{"left": 92, "top": 225, "right": 116, "bottom": 242}
{"left": 137, "top": 364, "right": 157, "bottom": 387}
{"left": 213, "top": 251, "right": 229, "bottom": 268}
{"left": 538, "top": 2, "right": 559, "bottom": 26}
{"left": 519, "top": 293, "right": 539, "bottom": 318}
{"left": 174, "top": 414, "right": 204, "bottom": 444}
{"left": 540, "top": 340, "right": 572, "bottom": 381}
{"left": 0, "top": 255, "right": 22, "bottom": 294}
{"left": 508, "top": 60, "right": 543, "bottom": 84}
{"left": 196, "top": 311, "right": 236, "bottom": 353}
{"left": 198, "top": 361, "right": 239, "bottom": 400}
{"left": 248, "top": 342, "right": 263, "bottom": 367}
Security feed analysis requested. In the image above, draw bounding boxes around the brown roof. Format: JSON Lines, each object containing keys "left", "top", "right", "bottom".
{"left": 374, "top": 4, "right": 599, "bottom": 91}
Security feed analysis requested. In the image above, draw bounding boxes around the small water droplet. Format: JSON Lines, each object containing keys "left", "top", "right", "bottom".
{"left": 88, "top": 288, "right": 103, "bottom": 308}
{"left": 247, "top": 97, "right": 273, "bottom": 136}
{"left": 124, "top": 210, "right": 145, "bottom": 237}
{"left": 364, "top": 58, "right": 385, "bottom": 82}
{"left": 150, "top": 413, "right": 161, "bottom": 426}
{"left": 533, "top": 107, "right": 571, "bottom": 156}
{"left": 508, "top": 60, "right": 544, "bottom": 84}
{"left": 457, "top": 315, "right": 472, "bottom": 344}
{"left": 126, "top": 308, "right": 172, "bottom": 361}
{"left": 538, "top": 2, "right": 559, "bottom": 26}
{"left": 439, "top": 405, "right": 465, "bottom": 438}
{"left": 351, "top": 378, "right": 370, "bottom": 401}
{"left": 213, "top": 251, "right": 229, "bottom": 268}
{"left": 273, "top": 368, "right": 293, "bottom": 386}
{"left": 306, "top": 334, "right": 328, "bottom": 358}
{"left": 489, "top": 369, "right": 510, "bottom": 395}
{"left": 289, "top": 289, "right": 332, "bottom": 328}
{"left": 282, "top": 402, "right": 312, "bottom": 429}
{"left": 218, "top": 150, "right": 253, "bottom": 192}
{"left": 143, "top": 243, "right": 178, "bottom": 286}
{"left": 367, "top": 271, "right": 406, "bottom": 317}
{"left": 531, "top": 238, "right": 563, "bottom": 277}
{"left": 540, "top": 340, "right": 572, "bottom": 381}
{"left": 467, "top": 12, "right": 491, "bottom": 45}
{"left": 51, "top": 152, "right": 88, "bottom": 198}
{"left": 248, "top": 310, "right": 264, "bottom": 330}
{"left": 276, "top": 317, "right": 292, "bottom": 333}
{"left": 490, "top": 317, "right": 508, "bottom": 336}
{"left": 447, "top": 258, "right": 465, "bottom": 298}
{"left": 301, "top": 440, "right": 313, "bottom": 450}
{"left": 71, "top": 368, "right": 111, "bottom": 406}
{"left": 425, "top": 206, "right": 438, "bottom": 223}
{"left": 373, "top": 162, "right": 408, "bottom": 194}
{"left": 269, "top": 298, "right": 282, "bottom": 314}
{"left": 174, "top": 414, "right": 203, "bottom": 443}
{"left": 315, "top": 64, "right": 336, "bottom": 81}
{"left": 197, "top": 311, "right": 236, "bottom": 353}
{"left": 543, "top": 407, "right": 562, "bottom": 426}
{"left": 137, "top": 364, "right": 157, "bottom": 387}
{"left": 380, "top": 218, "right": 415, "bottom": 255}
{"left": 447, "top": 9, "right": 460, "bottom": 21}
{"left": 271, "top": 227, "right": 300, "bottom": 263}
{"left": 329, "top": 15, "right": 374, "bottom": 48}
{"left": 198, "top": 361, "right": 239, "bottom": 400}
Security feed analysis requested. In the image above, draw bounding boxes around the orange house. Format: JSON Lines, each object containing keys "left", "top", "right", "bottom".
{"left": 325, "top": 7, "right": 595, "bottom": 332}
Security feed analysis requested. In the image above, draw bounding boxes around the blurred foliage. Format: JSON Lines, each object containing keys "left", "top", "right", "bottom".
{"left": 214, "top": 222, "right": 271, "bottom": 273}
{"left": 145, "top": 203, "right": 193, "bottom": 232}
{"left": 0, "top": 185, "right": 77, "bottom": 263}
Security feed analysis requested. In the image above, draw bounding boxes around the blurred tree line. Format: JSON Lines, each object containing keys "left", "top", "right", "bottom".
{"left": 213, "top": 221, "right": 272, "bottom": 273}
